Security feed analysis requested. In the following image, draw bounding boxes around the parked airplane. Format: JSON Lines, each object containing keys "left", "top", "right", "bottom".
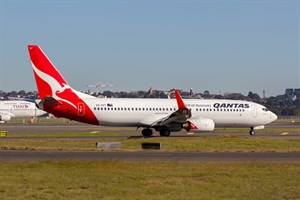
{"left": 0, "top": 100, "right": 47, "bottom": 122}
{"left": 28, "top": 45, "right": 277, "bottom": 136}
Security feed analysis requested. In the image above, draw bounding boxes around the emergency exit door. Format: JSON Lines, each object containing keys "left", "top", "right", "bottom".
{"left": 77, "top": 103, "right": 85, "bottom": 116}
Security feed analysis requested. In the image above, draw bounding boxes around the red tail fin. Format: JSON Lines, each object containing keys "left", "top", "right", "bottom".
{"left": 28, "top": 45, "right": 69, "bottom": 99}
{"left": 28, "top": 45, "right": 99, "bottom": 125}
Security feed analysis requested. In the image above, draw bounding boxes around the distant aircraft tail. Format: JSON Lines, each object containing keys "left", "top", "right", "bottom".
{"left": 28, "top": 45, "right": 99, "bottom": 125}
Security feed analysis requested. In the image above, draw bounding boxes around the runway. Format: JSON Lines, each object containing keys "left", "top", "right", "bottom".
{"left": 0, "top": 150, "right": 299, "bottom": 162}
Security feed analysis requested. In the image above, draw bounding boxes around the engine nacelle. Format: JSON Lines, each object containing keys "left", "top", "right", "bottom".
{"left": 0, "top": 114, "right": 11, "bottom": 122}
{"left": 184, "top": 118, "right": 215, "bottom": 132}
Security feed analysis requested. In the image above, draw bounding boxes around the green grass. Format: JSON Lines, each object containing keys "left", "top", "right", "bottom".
{"left": 1, "top": 136, "right": 299, "bottom": 152}
{"left": 0, "top": 161, "right": 299, "bottom": 200}
{"left": 123, "top": 136, "right": 300, "bottom": 152}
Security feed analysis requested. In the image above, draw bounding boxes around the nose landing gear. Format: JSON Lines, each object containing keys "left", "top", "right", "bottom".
{"left": 249, "top": 127, "right": 255, "bottom": 136}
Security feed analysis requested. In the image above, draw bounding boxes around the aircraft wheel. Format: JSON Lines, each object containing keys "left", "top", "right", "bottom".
{"left": 249, "top": 127, "right": 255, "bottom": 136}
{"left": 160, "top": 129, "right": 170, "bottom": 137}
{"left": 142, "top": 128, "right": 153, "bottom": 137}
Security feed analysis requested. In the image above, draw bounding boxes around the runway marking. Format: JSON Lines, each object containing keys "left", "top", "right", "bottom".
{"left": 281, "top": 132, "right": 289, "bottom": 135}
{"left": 90, "top": 131, "right": 100, "bottom": 134}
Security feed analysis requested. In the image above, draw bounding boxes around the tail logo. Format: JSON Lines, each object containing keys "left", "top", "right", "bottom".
{"left": 31, "top": 63, "right": 77, "bottom": 109}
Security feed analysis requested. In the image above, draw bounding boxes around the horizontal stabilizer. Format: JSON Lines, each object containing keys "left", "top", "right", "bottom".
{"left": 39, "top": 96, "right": 61, "bottom": 109}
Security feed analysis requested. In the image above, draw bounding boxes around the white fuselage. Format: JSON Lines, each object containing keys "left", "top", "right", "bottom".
{"left": 83, "top": 98, "right": 277, "bottom": 128}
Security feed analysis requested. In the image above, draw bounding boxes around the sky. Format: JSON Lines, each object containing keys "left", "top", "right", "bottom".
{"left": 0, "top": 0, "right": 299, "bottom": 97}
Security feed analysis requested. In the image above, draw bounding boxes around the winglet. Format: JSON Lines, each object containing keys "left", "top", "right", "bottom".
{"left": 175, "top": 90, "right": 187, "bottom": 110}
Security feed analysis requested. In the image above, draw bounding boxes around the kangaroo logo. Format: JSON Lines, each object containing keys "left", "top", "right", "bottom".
{"left": 31, "top": 63, "right": 77, "bottom": 109}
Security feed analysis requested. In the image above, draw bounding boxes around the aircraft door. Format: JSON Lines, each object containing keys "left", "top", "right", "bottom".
{"left": 77, "top": 102, "right": 85, "bottom": 116}
{"left": 252, "top": 105, "right": 257, "bottom": 118}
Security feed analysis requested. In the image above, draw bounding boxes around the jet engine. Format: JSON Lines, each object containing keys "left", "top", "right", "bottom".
{"left": 0, "top": 114, "right": 11, "bottom": 122}
{"left": 183, "top": 118, "right": 215, "bottom": 132}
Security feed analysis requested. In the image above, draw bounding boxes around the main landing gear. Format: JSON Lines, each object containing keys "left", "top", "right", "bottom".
{"left": 142, "top": 128, "right": 153, "bottom": 137}
{"left": 159, "top": 129, "right": 170, "bottom": 137}
{"left": 249, "top": 127, "right": 255, "bottom": 136}
{"left": 141, "top": 128, "right": 171, "bottom": 137}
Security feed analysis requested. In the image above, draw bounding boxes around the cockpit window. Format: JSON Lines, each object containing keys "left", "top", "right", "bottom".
{"left": 262, "top": 108, "right": 268, "bottom": 112}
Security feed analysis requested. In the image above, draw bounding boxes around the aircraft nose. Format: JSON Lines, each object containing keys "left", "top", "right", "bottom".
{"left": 270, "top": 112, "right": 278, "bottom": 122}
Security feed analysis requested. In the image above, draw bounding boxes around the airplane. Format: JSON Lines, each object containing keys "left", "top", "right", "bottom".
{"left": 28, "top": 45, "right": 278, "bottom": 136}
{"left": 0, "top": 100, "right": 47, "bottom": 122}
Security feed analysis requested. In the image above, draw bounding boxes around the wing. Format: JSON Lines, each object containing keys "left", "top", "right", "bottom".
{"left": 140, "top": 90, "right": 191, "bottom": 127}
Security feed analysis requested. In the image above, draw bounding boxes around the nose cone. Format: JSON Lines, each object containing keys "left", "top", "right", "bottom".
{"left": 270, "top": 112, "right": 278, "bottom": 122}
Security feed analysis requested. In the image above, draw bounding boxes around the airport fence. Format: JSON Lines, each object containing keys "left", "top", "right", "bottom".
{"left": 278, "top": 115, "right": 300, "bottom": 120}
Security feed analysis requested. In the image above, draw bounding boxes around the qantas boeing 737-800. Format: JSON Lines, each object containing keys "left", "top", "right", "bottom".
{"left": 28, "top": 45, "right": 277, "bottom": 136}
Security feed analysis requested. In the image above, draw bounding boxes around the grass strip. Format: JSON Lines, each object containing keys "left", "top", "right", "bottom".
{"left": 1, "top": 136, "right": 299, "bottom": 152}
{"left": 0, "top": 161, "right": 299, "bottom": 200}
